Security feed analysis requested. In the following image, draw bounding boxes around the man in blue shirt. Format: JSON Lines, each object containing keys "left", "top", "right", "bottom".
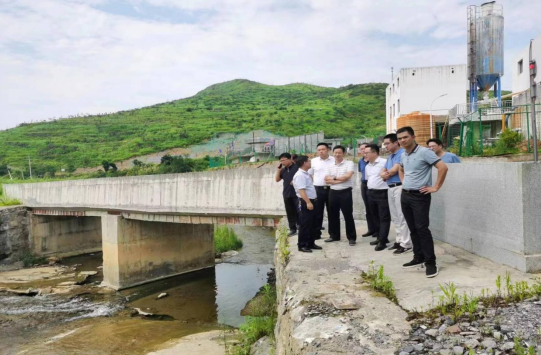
{"left": 358, "top": 143, "right": 376, "bottom": 238}
{"left": 380, "top": 133, "right": 412, "bottom": 255}
{"left": 427, "top": 138, "right": 461, "bottom": 163}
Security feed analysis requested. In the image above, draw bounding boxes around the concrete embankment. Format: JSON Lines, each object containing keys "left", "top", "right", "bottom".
{"left": 0, "top": 206, "right": 29, "bottom": 266}
{"left": 274, "top": 220, "right": 534, "bottom": 354}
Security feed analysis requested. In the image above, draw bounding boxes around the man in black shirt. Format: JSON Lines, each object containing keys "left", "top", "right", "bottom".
{"left": 275, "top": 153, "right": 299, "bottom": 236}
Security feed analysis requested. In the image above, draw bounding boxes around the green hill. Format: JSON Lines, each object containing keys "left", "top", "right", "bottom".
{"left": 0, "top": 79, "right": 387, "bottom": 175}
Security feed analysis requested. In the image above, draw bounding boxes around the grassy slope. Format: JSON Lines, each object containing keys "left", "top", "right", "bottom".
{"left": 0, "top": 79, "right": 386, "bottom": 172}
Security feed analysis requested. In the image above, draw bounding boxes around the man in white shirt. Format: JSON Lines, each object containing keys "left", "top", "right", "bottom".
{"left": 323, "top": 145, "right": 357, "bottom": 246}
{"left": 309, "top": 143, "right": 335, "bottom": 238}
{"left": 293, "top": 155, "right": 323, "bottom": 253}
{"left": 364, "top": 144, "right": 391, "bottom": 251}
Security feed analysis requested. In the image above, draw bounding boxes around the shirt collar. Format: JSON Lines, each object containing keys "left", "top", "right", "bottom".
{"left": 300, "top": 169, "right": 310, "bottom": 175}
{"left": 334, "top": 159, "right": 347, "bottom": 166}
{"left": 368, "top": 157, "right": 381, "bottom": 165}
{"left": 405, "top": 144, "right": 420, "bottom": 156}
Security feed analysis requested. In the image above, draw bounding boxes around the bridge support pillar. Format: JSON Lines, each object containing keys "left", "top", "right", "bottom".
{"left": 101, "top": 215, "right": 215, "bottom": 290}
{"left": 30, "top": 215, "right": 102, "bottom": 257}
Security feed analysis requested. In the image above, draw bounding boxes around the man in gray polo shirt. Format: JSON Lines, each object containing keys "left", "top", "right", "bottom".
{"left": 397, "top": 126, "right": 448, "bottom": 278}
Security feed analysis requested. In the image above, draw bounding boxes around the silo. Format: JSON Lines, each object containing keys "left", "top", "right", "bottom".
{"left": 475, "top": 2, "right": 504, "bottom": 92}
{"left": 467, "top": 2, "right": 504, "bottom": 108}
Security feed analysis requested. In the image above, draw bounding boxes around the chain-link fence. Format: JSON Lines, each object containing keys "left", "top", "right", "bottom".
{"left": 446, "top": 102, "right": 541, "bottom": 157}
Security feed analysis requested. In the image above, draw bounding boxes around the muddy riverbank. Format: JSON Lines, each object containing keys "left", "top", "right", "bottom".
{"left": 0, "top": 226, "right": 275, "bottom": 355}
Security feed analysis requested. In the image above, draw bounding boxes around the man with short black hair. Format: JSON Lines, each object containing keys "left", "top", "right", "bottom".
{"left": 358, "top": 143, "right": 376, "bottom": 238}
{"left": 324, "top": 145, "right": 357, "bottom": 246}
{"left": 426, "top": 138, "right": 461, "bottom": 163}
{"left": 275, "top": 153, "right": 299, "bottom": 236}
{"left": 293, "top": 155, "right": 322, "bottom": 252}
{"left": 397, "top": 126, "right": 448, "bottom": 278}
{"left": 309, "top": 142, "right": 335, "bottom": 238}
{"left": 364, "top": 144, "right": 391, "bottom": 251}
{"left": 380, "top": 133, "right": 412, "bottom": 255}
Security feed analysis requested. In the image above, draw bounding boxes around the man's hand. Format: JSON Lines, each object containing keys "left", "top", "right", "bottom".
{"left": 307, "top": 202, "right": 314, "bottom": 210}
{"left": 419, "top": 186, "right": 438, "bottom": 194}
{"left": 380, "top": 171, "right": 390, "bottom": 181}
{"left": 277, "top": 164, "right": 283, "bottom": 169}
{"left": 324, "top": 176, "right": 335, "bottom": 184}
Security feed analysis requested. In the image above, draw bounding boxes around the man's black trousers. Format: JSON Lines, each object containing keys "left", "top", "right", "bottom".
{"left": 400, "top": 191, "right": 436, "bottom": 265}
{"left": 328, "top": 188, "right": 357, "bottom": 241}
{"left": 361, "top": 181, "right": 376, "bottom": 234}
{"left": 367, "top": 189, "right": 391, "bottom": 244}
{"left": 313, "top": 186, "right": 329, "bottom": 237}
{"left": 283, "top": 197, "right": 298, "bottom": 232}
{"left": 298, "top": 199, "right": 318, "bottom": 249}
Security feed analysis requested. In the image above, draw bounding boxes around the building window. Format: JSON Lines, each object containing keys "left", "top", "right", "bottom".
{"left": 518, "top": 59, "right": 523, "bottom": 74}
{"left": 451, "top": 67, "right": 455, "bottom": 74}
{"left": 397, "top": 78, "right": 399, "bottom": 88}
{"left": 393, "top": 104, "right": 395, "bottom": 118}
{"left": 393, "top": 84, "right": 395, "bottom": 92}
{"left": 397, "top": 100, "right": 400, "bottom": 115}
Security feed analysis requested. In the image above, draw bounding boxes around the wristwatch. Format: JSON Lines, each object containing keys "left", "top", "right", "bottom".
{"left": 333, "top": 177, "right": 337, "bottom": 181}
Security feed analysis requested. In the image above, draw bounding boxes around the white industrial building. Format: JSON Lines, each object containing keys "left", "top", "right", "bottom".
{"left": 386, "top": 65, "right": 468, "bottom": 133}
{"left": 512, "top": 33, "right": 541, "bottom": 106}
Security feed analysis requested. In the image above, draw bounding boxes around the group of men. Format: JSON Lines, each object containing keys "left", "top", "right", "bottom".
{"left": 276, "top": 126, "right": 460, "bottom": 278}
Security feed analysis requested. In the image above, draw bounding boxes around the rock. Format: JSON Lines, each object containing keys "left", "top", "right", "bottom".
{"left": 438, "top": 324, "right": 448, "bottom": 334}
{"left": 426, "top": 329, "right": 439, "bottom": 337}
{"left": 502, "top": 342, "right": 515, "bottom": 351}
{"left": 413, "top": 343, "right": 424, "bottom": 351}
{"left": 446, "top": 325, "right": 462, "bottom": 334}
{"left": 47, "top": 256, "right": 61, "bottom": 265}
{"left": 157, "top": 293, "right": 168, "bottom": 299}
{"left": 399, "top": 352, "right": 409, "bottom": 355}
{"left": 250, "top": 335, "right": 273, "bottom": 355}
{"left": 221, "top": 250, "right": 239, "bottom": 258}
{"left": 452, "top": 346, "right": 464, "bottom": 355}
{"left": 80, "top": 271, "right": 98, "bottom": 276}
{"left": 400, "top": 345, "right": 414, "bottom": 353}
{"left": 482, "top": 339, "right": 497, "bottom": 349}
{"left": 493, "top": 331, "right": 502, "bottom": 340}
{"left": 464, "top": 339, "right": 479, "bottom": 349}
{"left": 97, "top": 265, "right": 103, "bottom": 269}
{"left": 58, "top": 281, "right": 78, "bottom": 286}
{"left": 439, "top": 350, "right": 451, "bottom": 355}
{"left": 215, "top": 258, "right": 223, "bottom": 264}
{"left": 331, "top": 294, "right": 362, "bottom": 310}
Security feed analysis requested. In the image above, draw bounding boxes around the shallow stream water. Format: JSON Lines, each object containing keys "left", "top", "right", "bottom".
{"left": 0, "top": 226, "right": 275, "bottom": 355}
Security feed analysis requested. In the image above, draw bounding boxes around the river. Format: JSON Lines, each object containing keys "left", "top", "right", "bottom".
{"left": 0, "top": 226, "right": 275, "bottom": 355}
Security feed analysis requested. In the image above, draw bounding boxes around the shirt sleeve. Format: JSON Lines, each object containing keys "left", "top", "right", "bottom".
{"left": 399, "top": 154, "right": 404, "bottom": 167}
{"left": 293, "top": 174, "right": 307, "bottom": 190}
{"left": 358, "top": 160, "right": 362, "bottom": 172}
{"left": 452, "top": 154, "right": 461, "bottom": 163}
{"left": 308, "top": 167, "right": 314, "bottom": 176}
{"left": 346, "top": 161, "right": 354, "bottom": 173}
{"left": 423, "top": 148, "right": 441, "bottom": 166}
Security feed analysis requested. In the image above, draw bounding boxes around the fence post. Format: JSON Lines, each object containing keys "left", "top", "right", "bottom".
{"left": 527, "top": 109, "right": 531, "bottom": 153}
{"left": 458, "top": 121, "right": 464, "bottom": 156}
{"left": 478, "top": 108, "right": 483, "bottom": 155}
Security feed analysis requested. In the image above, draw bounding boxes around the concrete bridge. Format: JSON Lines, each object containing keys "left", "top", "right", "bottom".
{"left": 4, "top": 162, "right": 541, "bottom": 290}
{"left": 3, "top": 168, "right": 292, "bottom": 290}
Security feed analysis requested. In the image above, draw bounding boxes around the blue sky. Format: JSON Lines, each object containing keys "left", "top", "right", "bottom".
{"left": 1, "top": 0, "right": 540, "bottom": 130}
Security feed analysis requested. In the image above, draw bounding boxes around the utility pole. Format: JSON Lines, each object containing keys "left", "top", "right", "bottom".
{"left": 28, "top": 156, "right": 33, "bottom": 179}
{"left": 529, "top": 40, "right": 538, "bottom": 162}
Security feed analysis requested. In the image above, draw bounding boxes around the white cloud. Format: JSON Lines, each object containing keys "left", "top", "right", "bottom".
{"left": 0, "top": 0, "right": 540, "bottom": 130}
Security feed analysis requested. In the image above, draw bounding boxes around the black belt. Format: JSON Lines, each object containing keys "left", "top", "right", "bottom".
{"left": 300, "top": 198, "right": 318, "bottom": 203}
{"left": 331, "top": 187, "right": 353, "bottom": 192}
{"left": 361, "top": 181, "right": 368, "bottom": 184}
{"left": 369, "top": 189, "right": 388, "bottom": 192}
{"left": 315, "top": 186, "right": 330, "bottom": 190}
{"left": 403, "top": 189, "right": 423, "bottom": 194}
{"left": 388, "top": 183, "right": 402, "bottom": 188}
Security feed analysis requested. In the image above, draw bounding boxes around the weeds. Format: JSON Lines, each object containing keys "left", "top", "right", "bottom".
{"left": 231, "top": 284, "right": 277, "bottom": 355}
{"left": 214, "top": 226, "right": 243, "bottom": 254}
{"left": 362, "top": 261, "right": 397, "bottom": 304}
{"left": 514, "top": 337, "right": 536, "bottom": 355}
{"left": 20, "top": 252, "right": 47, "bottom": 267}
{"left": 277, "top": 226, "right": 290, "bottom": 265}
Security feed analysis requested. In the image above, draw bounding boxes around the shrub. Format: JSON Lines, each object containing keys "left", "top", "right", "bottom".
{"left": 214, "top": 226, "right": 243, "bottom": 254}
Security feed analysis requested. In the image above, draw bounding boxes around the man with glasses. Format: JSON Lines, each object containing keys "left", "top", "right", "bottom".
{"left": 380, "top": 133, "right": 412, "bottom": 255}
{"left": 358, "top": 142, "right": 377, "bottom": 238}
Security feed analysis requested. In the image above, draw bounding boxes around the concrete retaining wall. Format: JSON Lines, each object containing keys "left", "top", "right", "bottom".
{"left": 431, "top": 162, "right": 541, "bottom": 272}
{"left": 30, "top": 215, "right": 102, "bottom": 257}
{"left": 0, "top": 206, "right": 29, "bottom": 264}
